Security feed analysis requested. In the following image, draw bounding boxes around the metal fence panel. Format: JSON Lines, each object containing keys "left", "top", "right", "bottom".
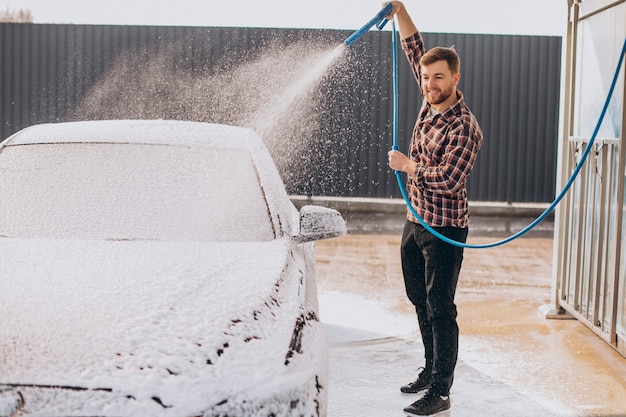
{"left": 0, "top": 23, "right": 561, "bottom": 203}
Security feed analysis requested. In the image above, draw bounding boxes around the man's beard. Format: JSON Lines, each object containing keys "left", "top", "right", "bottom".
{"left": 424, "top": 86, "right": 453, "bottom": 105}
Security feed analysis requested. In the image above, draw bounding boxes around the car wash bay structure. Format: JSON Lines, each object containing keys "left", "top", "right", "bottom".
{"left": 550, "top": 0, "right": 626, "bottom": 358}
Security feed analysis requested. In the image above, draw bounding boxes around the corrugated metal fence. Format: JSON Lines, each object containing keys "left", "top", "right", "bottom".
{"left": 0, "top": 23, "right": 562, "bottom": 202}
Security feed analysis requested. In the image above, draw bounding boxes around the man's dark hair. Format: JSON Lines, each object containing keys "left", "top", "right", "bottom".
{"left": 421, "top": 46, "right": 460, "bottom": 74}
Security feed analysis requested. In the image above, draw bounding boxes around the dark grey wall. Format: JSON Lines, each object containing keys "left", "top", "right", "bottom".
{"left": 0, "top": 23, "right": 561, "bottom": 202}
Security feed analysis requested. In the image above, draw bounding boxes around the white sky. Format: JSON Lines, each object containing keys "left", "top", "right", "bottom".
{"left": 4, "top": 0, "right": 568, "bottom": 36}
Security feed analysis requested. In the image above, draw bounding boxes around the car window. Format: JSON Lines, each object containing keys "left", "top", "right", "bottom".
{"left": 0, "top": 143, "right": 275, "bottom": 242}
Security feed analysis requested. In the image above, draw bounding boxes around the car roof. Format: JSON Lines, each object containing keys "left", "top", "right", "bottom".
{"left": 1, "top": 119, "right": 299, "bottom": 239}
{"left": 3, "top": 120, "right": 259, "bottom": 150}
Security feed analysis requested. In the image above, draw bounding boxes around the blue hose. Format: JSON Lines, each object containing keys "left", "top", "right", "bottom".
{"left": 344, "top": 3, "right": 393, "bottom": 46}
{"left": 390, "top": 24, "right": 626, "bottom": 249}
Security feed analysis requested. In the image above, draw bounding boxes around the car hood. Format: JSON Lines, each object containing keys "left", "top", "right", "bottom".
{"left": 0, "top": 237, "right": 307, "bottom": 414}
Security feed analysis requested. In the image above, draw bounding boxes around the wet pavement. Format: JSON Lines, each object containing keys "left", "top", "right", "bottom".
{"left": 314, "top": 211, "right": 626, "bottom": 417}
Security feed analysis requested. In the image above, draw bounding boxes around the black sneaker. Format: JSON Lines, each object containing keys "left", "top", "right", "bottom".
{"left": 400, "top": 368, "right": 433, "bottom": 393}
{"left": 403, "top": 390, "right": 451, "bottom": 416}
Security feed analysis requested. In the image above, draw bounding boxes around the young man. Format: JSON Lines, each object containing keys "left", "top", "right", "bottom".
{"left": 385, "top": 2, "right": 483, "bottom": 415}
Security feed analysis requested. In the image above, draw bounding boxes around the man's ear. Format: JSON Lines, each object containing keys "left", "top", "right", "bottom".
{"left": 454, "top": 72, "right": 461, "bottom": 86}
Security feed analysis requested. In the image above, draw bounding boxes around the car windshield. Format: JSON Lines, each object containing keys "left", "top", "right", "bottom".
{"left": 0, "top": 143, "right": 275, "bottom": 242}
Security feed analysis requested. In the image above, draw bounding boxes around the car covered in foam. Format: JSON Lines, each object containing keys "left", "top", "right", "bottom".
{"left": 0, "top": 120, "right": 346, "bottom": 416}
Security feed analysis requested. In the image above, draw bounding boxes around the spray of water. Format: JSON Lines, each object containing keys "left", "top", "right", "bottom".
{"left": 72, "top": 39, "right": 350, "bottom": 188}
{"left": 248, "top": 44, "right": 346, "bottom": 139}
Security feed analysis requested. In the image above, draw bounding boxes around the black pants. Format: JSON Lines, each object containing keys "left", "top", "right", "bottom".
{"left": 400, "top": 220, "right": 468, "bottom": 396}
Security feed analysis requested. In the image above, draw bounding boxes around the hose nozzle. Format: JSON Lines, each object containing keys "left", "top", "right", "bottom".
{"left": 344, "top": 3, "right": 393, "bottom": 47}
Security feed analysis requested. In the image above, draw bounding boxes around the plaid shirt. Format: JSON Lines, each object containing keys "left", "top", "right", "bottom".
{"left": 401, "top": 32, "right": 483, "bottom": 228}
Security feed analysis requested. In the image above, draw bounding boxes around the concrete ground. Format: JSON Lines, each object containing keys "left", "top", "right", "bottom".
{"left": 313, "top": 211, "right": 626, "bottom": 417}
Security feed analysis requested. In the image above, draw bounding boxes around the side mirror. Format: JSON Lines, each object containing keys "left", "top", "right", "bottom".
{"left": 294, "top": 205, "right": 347, "bottom": 244}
